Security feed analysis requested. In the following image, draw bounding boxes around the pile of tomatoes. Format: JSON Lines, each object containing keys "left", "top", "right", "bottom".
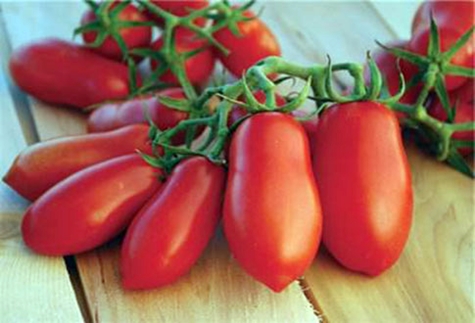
{"left": 3, "top": 0, "right": 474, "bottom": 293}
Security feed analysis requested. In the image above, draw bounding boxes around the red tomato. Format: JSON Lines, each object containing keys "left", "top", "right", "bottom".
{"left": 151, "top": 28, "right": 216, "bottom": 87}
{"left": 121, "top": 156, "right": 225, "bottom": 290}
{"left": 3, "top": 125, "right": 152, "bottom": 201}
{"left": 87, "top": 88, "right": 196, "bottom": 145}
{"left": 80, "top": 2, "right": 152, "bottom": 61}
{"left": 312, "top": 102, "right": 413, "bottom": 276}
{"left": 147, "top": 0, "right": 209, "bottom": 27}
{"left": 405, "top": 27, "right": 474, "bottom": 91}
{"left": 428, "top": 79, "right": 474, "bottom": 156}
{"left": 21, "top": 154, "right": 162, "bottom": 256}
{"left": 213, "top": 9, "right": 281, "bottom": 78}
{"left": 9, "top": 38, "right": 139, "bottom": 109}
{"left": 224, "top": 112, "right": 322, "bottom": 292}
{"left": 412, "top": 0, "right": 475, "bottom": 36}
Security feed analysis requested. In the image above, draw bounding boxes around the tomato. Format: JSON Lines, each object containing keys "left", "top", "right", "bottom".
{"left": 21, "top": 154, "right": 162, "bottom": 256}
{"left": 3, "top": 125, "right": 152, "bottom": 201}
{"left": 80, "top": 2, "right": 152, "bottom": 61}
{"left": 151, "top": 28, "right": 216, "bottom": 87}
{"left": 87, "top": 88, "right": 197, "bottom": 145}
{"left": 121, "top": 156, "right": 225, "bottom": 290}
{"left": 428, "top": 79, "right": 474, "bottom": 156}
{"left": 223, "top": 112, "right": 322, "bottom": 292}
{"left": 312, "top": 102, "right": 413, "bottom": 275}
{"left": 405, "top": 27, "right": 474, "bottom": 91}
{"left": 146, "top": 0, "right": 209, "bottom": 27}
{"left": 9, "top": 38, "right": 139, "bottom": 109}
{"left": 412, "top": 0, "right": 474, "bottom": 36}
{"left": 213, "top": 9, "right": 281, "bottom": 78}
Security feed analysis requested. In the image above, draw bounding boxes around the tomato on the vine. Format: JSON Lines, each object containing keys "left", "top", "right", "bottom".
{"left": 80, "top": 2, "right": 152, "bottom": 61}
{"left": 224, "top": 112, "right": 322, "bottom": 292}
{"left": 87, "top": 88, "right": 198, "bottom": 145}
{"left": 213, "top": 9, "right": 281, "bottom": 78}
{"left": 121, "top": 156, "right": 225, "bottom": 290}
{"left": 151, "top": 28, "right": 216, "bottom": 87}
{"left": 404, "top": 27, "right": 474, "bottom": 91}
{"left": 3, "top": 125, "right": 152, "bottom": 201}
{"left": 312, "top": 102, "right": 413, "bottom": 276}
{"left": 9, "top": 38, "right": 138, "bottom": 109}
{"left": 22, "top": 154, "right": 162, "bottom": 256}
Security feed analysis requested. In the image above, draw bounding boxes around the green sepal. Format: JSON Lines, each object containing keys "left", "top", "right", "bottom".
{"left": 280, "top": 77, "right": 312, "bottom": 113}
{"left": 157, "top": 95, "right": 191, "bottom": 112}
{"left": 445, "top": 150, "right": 474, "bottom": 178}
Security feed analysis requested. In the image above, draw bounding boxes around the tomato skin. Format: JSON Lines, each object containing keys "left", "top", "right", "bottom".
{"left": 9, "top": 38, "right": 138, "bottom": 109}
{"left": 412, "top": 0, "right": 474, "bottom": 36}
{"left": 224, "top": 112, "right": 322, "bottom": 292}
{"left": 151, "top": 29, "right": 216, "bottom": 87}
{"left": 428, "top": 79, "right": 474, "bottom": 156}
{"left": 87, "top": 88, "right": 195, "bottom": 145}
{"left": 147, "top": 0, "right": 209, "bottom": 27}
{"left": 21, "top": 154, "right": 162, "bottom": 256}
{"left": 121, "top": 156, "right": 225, "bottom": 290}
{"left": 312, "top": 102, "right": 413, "bottom": 276}
{"left": 3, "top": 125, "right": 151, "bottom": 201}
{"left": 405, "top": 27, "right": 474, "bottom": 91}
{"left": 213, "top": 10, "right": 281, "bottom": 78}
{"left": 81, "top": 2, "right": 152, "bottom": 61}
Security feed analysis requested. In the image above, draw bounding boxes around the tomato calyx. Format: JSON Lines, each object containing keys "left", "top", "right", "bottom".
{"left": 74, "top": 0, "right": 154, "bottom": 60}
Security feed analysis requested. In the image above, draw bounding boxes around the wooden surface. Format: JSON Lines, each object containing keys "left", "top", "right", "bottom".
{"left": 0, "top": 1, "right": 473, "bottom": 322}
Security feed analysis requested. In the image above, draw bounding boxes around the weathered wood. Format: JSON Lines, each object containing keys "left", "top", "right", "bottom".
{"left": 0, "top": 19, "right": 83, "bottom": 322}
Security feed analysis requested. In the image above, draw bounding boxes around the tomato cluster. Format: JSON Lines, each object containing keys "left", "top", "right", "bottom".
{"left": 368, "top": 0, "right": 474, "bottom": 157}
{"left": 4, "top": 0, "right": 473, "bottom": 294}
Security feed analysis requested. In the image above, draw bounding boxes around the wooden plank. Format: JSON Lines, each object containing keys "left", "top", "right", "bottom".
{"left": 2, "top": 2, "right": 319, "bottom": 322}
{"left": 0, "top": 11, "right": 83, "bottom": 323}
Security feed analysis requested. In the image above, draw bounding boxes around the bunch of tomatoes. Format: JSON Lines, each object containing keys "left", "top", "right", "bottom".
{"left": 4, "top": 0, "right": 474, "bottom": 293}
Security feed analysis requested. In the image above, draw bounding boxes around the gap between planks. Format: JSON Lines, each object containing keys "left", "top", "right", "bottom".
{"left": 0, "top": 5, "right": 92, "bottom": 323}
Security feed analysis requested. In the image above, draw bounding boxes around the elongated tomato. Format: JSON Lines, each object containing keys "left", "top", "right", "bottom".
{"left": 9, "top": 38, "right": 138, "bottom": 109}
{"left": 121, "top": 156, "right": 225, "bottom": 290}
{"left": 3, "top": 125, "right": 152, "bottom": 201}
{"left": 312, "top": 102, "right": 413, "bottom": 275}
{"left": 21, "top": 154, "right": 162, "bottom": 256}
{"left": 223, "top": 112, "right": 322, "bottom": 292}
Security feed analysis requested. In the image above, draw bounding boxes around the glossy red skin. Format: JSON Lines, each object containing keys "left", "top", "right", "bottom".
{"left": 428, "top": 79, "right": 474, "bottom": 155}
{"left": 224, "top": 112, "right": 322, "bottom": 292}
{"left": 213, "top": 10, "right": 281, "bottom": 78}
{"left": 22, "top": 154, "right": 162, "bottom": 256}
{"left": 87, "top": 88, "right": 195, "bottom": 145}
{"left": 121, "top": 156, "right": 225, "bottom": 290}
{"left": 9, "top": 38, "right": 138, "bottom": 109}
{"left": 151, "top": 29, "right": 216, "bottom": 87}
{"left": 3, "top": 125, "right": 152, "bottom": 201}
{"left": 312, "top": 102, "right": 413, "bottom": 276}
{"left": 81, "top": 2, "right": 152, "bottom": 61}
{"left": 412, "top": 0, "right": 475, "bottom": 36}
{"left": 405, "top": 27, "right": 475, "bottom": 91}
{"left": 147, "top": 0, "right": 209, "bottom": 27}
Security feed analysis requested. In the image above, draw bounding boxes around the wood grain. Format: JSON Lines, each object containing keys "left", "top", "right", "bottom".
{"left": 1, "top": 1, "right": 473, "bottom": 322}
{"left": 0, "top": 37, "right": 83, "bottom": 323}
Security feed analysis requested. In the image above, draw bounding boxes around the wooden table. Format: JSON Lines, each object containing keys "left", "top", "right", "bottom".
{"left": 0, "top": 1, "right": 473, "bottom": 322}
